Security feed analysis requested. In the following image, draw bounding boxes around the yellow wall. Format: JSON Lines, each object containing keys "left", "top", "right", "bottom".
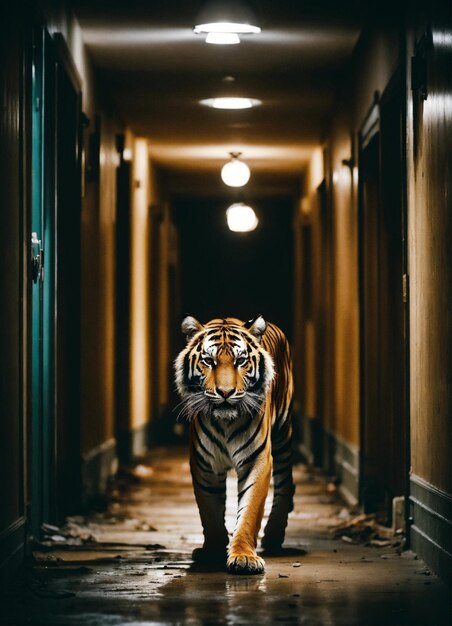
{"left": 407, "top": 26, "right": 452, "bottom": 493}
{"left": 128, "top": 141, "right": 171, "bottom": 436}
{"left": 157, "top": 204, "right": 171, "bottom": 413}
{"left": 80, "top": 113, "right": 119, "bottom": 455}
{"left": 298, "top": 148, "right": 324, "bottom": 422}
{"left": 330, "top": 126, "right": 360, "bottom": 446}
{"left": 129, "top": 138, "right": 151, "bottom": 432}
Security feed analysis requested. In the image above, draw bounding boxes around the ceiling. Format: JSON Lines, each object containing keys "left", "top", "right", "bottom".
{"left": 73, "top": 0, "right": 363, "bottom": 194}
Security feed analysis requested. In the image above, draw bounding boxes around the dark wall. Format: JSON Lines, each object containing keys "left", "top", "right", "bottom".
{"left": 173, "top": 196, "right": 294, "bottom": 341}
{"left": 407, "top": 0, "right": 452, "bottom": 586}
{"left": 0, "top": 3, "right": 26, "bottom": 575}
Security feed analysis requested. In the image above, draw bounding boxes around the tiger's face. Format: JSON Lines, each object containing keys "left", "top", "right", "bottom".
{"left": 174, "top": 316, "right": 275, "bottom": 420}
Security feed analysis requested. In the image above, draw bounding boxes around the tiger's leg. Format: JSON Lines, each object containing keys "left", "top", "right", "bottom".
{"left": 227, "top": 447, "right": 272, "bottom": 574}
{"left": 190, "top": 437, "right": 229, "bottom": 563}
{"left": 261, "top": 418, "right": 294, "bottom": 552}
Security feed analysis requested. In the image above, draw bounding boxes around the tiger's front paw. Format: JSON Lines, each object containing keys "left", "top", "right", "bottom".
{"left": 227, "top": 552, "right": 265, "bottom": 575}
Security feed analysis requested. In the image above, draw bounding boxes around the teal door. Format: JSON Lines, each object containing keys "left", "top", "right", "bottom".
{"left": 30, "top": 25, "right": 56, "bottom": 537}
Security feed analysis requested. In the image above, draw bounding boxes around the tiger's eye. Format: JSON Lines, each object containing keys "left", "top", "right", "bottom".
{"left": 235, "top": 357, "right": 248, "bottom": 367}
{"left": 202, "top": 356, "right": 215, "bottom": 367}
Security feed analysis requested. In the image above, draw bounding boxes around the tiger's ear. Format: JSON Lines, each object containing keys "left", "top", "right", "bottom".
{"left": 181, "top": 315, "right": 203, "bottom": 342}
{"left": 244, "top": 315, "right": 267, "bottom": 342}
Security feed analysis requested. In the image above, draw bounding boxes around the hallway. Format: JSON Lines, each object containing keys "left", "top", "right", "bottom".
{"left": 3, "top": 448, "right": 450, "bottom": 626}
{"left": 1, "top": 0, "right": 452, "bottom": 619}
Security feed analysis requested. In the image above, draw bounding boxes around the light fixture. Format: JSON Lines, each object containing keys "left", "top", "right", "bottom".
{"left": 205, "top": 32, "right": 240, "bottom": 45}
{"left": 193, "top": 0, "right": 261, "bottom": 44}
{"left": 226, "top": 203, "right": 258, "bottom": 232}
{"left": 221, "top": 153, "right": 250, "bottom": 187}
{"left": 200, "top": 97, "right": 261, "bottom": 109}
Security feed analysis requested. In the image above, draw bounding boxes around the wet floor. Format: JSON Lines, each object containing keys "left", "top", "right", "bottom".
{"left": 2, "top": 447, "right": 450, "bottom": 626}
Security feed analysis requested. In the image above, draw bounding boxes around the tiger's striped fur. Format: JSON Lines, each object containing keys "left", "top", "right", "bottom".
{"left": 174, "top": 315, "right": 294, "bottom": 574}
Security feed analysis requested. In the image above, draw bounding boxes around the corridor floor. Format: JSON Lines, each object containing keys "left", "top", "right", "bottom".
{"left": 2, "top": 447, "right": 450, "bottom": 626}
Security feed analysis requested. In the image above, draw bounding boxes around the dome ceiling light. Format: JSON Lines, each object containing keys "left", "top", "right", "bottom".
{"left": 205, "top": 32, "right": 240, "bottom": 45}
{"left": 221, "top": 153, "right": 250, "bottom": 187}
{"left": 193, "top": 0, "right": 261, "bottom": 45}
{"left": 200, "top": 97, "right": 261, "bottom": 110}
{"left": 226, "top": 203, "right": 258, "bottom": 232}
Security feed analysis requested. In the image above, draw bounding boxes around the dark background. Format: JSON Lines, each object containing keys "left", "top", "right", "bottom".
{"left": 173, "top": 196, "right": 294, "bottom": 341}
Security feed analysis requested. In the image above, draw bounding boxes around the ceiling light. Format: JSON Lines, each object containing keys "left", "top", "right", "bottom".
{"left": 226, "top": 203, "right": 258, "bottom": 232}
{"left": 195, "top": 22, "right": 261, "bottom": 35}
{"left": 200, "top": 97, "right": 261, "bottom": 109}
{"left": 193, "top": 1, "right": 261, "bottom": 43}
{"left": 221, "top": 153, "right": 250, "bottom": 187}
{"left": 205, "top": 32, "right": 241, "bottom": 45}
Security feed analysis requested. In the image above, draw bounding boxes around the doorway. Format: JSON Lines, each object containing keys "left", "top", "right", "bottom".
{"left": 358, "top": 72, "right": 409, "bottom": 520}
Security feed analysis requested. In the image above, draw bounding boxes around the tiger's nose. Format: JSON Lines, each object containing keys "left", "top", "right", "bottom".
{"left": 216, "top": 387, "right": 235, "bottom": 398}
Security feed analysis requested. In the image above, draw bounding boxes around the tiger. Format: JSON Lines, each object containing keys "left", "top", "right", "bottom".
{"left": 174, "top": 315, "right": 294, "bottom": 575}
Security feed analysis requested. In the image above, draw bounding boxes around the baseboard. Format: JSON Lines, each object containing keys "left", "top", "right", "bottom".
{"left": 325, "top": 431, "right": 360, "bottom": 506}
{"left": 82, "top": 438, "right": 117, "bottom": 503}
{"left": 409, "top": 474, "right": 452, "bottom": 586}
{"left": 116, "top": 422, "right": 150, "bottom": 464}
{"left": 0, "top": 517, "right": 26, "bottom": 584}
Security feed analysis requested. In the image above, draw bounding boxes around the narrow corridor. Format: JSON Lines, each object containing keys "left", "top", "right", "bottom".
{"left": 1, "top": 0, "right": 452, "bottom": 618}
{"left": 3, "top": 448, "right": 450, "bottom": 626}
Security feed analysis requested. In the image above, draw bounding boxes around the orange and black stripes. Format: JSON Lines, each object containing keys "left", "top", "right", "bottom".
{"left": 175, "top": 315, "right": 294, "bottom": 574}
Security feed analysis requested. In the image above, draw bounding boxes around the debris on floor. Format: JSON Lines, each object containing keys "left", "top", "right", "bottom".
{"left": 331, "top": 513, "right": 405, "bottom": 550}
{"left": 39, "top": 520, "right": 97, "bottom": 548}
{"left": 2, "top": 448, "right": 449, "bottom": 626}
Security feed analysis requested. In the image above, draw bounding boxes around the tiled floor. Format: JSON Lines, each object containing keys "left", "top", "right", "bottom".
{"left": 2, "top": 447, "right": 450, "bottom": 625}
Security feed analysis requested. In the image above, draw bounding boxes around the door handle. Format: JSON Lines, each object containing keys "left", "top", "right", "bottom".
{"left": 31, "top": 231, "right": 43, "bottom": 283}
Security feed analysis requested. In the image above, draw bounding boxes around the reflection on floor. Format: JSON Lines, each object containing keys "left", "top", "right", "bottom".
{"left": 2, "top": 447, "right": 451, "bottom": 626}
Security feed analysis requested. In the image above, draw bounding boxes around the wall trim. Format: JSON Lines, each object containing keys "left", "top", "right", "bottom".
{"left": 409, "top": 474, "right": 452, "bottom": 587}
{"left": 81, "top": 438, "right": 117, "bottom": 503}
{"left": 0, "top": 517, "right": 26, "bottom": 583}
{"left": 325, "top": 430, "right": 360, "bottom": 506}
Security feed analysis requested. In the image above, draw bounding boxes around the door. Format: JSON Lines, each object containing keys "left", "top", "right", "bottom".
{"left": 30, "top": 24, "right": 57, "bottom": 537}
{"left": 30, "top": 26, "right": 83, "bottom": 529}
{"left": 358, "top": 73, "right": 408, "bottom": 520}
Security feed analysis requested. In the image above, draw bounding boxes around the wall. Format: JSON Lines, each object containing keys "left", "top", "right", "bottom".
{"left": 293, "top": 149, "right": 327, "bottom": 463}
{"left": 297, "top": 3, "right": 451, "bottom": 583}
{"left": 127, "top": 142, "right": 169, "bottom": 454}
{"left": 297, "top": 23, "right": 401, "bottom": 504}
{"left": 0, "top": 2, "right": 27, "bottom": 579}
{"left": 156, "top": 202, "right": 172, "bottom": 417}
{"left": 330, "top": 24, "right": 400, "bottom": 446}
{"left": 407, "top": 1, "right": 452, "bottom": 585}
{"left": 41, "top": 1, "right": 121, "bottom": 498}
{"left": 128, "top": 138, "right": 151, "bottom": 455}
